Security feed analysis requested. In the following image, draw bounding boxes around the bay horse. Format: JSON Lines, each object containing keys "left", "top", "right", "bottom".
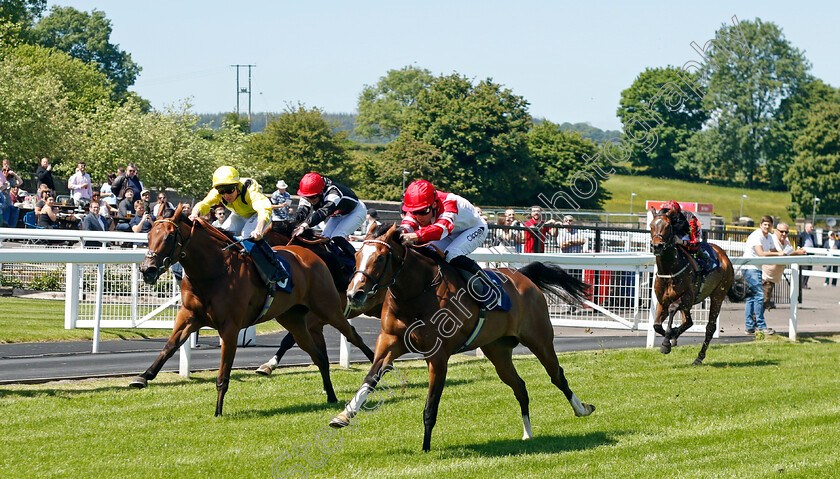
{"left": 649, "top": 208, "right": 734, "bottom": 365}
{"left": 329, "top": 225, "right": 596, "bottom": 451}
{"left": 133, "top": 205, "right": 374, "bottom": 416}
{"left": 254, "top": 221, "right": 387, "bottom": 375}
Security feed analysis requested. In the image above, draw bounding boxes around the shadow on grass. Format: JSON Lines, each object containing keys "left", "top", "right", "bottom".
{"left": 0, "top": 374, "right": 220, "bottom": 398}
{"left": 705, "top": 359, "right": 781, "bottom": 368}
{"left": 230, "top": 393, "right": 413, "bottom": 420}
{"left": 439, "top": 431, "right": 617, "bottom": 457}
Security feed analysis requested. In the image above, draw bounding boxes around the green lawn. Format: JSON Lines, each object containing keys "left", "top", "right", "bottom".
{"left": 0, "top": 297, "right": 283, "bottom": 343}
{"left": 1, "top": 335, "right": 838, "bottom": 478}
{"left": 602, "top": 174, "right": 795, "bottom": 225}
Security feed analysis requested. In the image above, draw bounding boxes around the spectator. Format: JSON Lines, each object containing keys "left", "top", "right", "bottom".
{"left": 36, "top": 157, "right": 56, "bottom": 193}
{"left": 100, "top": 173, "right": 118, "bottom": 214}
{"left": 117, "top": 189, "right": 136, "bottom": 218}
{"left": 557, "top": 215, "right": 586, "bottom": 253}
{"left": 38, "top": 194, "right": 58, "bottom": 228}
{"left": 181, "top": 203, "right": 191, "bottom": 215}
{"left": 34, "top": 186, "right": 51, "bottom": 215}
{"left": 110, "top": 167, "right": 127, "bottom": 201}
{"left": 742, "top": 215, "right": 784, "bottom": 335}
{"left": 5, "top": 185, "right": 21, "bottom": 227}
{"left": 129, "top": 200, "right": 155, "bottom": 234}
{"left": 91, "top": 192, "right": 111, "bottom": 219}
{"left": 523, "top": 206, "right": 550, "bottom": 253}
{"left": 270, "top": 180, "right": 292, "bottom": 221}
{"left": 152, "top": 192, "right": 174, "bottom": 217}
{"left": 2, "top": 159, "right": 23, "bottom": 188}
{"left": 798, "top": 222, "right": 818, "bottom": 288}
{"left": 124, "top": 163, "right": 144, "bottom": 200}
{"left": 823, "top": 231, "right": 839, "bottom": 287}
{"left": 761, "top": 222, "right": 806, "bottom": 310}
{"left": 67, "top": 161, "right": 93, "bottom": 202}
{"left": 82, "top": 199, "right": 114, "bottom": 247}
{"left": 140, "top": 189, "right": 152, "bottom": 212}
{"left": 498, "top": 208, "right": 523, "bottom": 252}
{"left": 0, "top": 180, "right": 8, "bottom": 227}
{"left": 211, "top": 204, "right": 227, "bottom": 228}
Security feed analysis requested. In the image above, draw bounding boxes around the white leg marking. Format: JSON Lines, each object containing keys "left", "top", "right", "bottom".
{"left": 344, "top": 384, "right": 374, "bottom": 418}
{"left": 267, "top": 356, "right": 279, "bottom": 369}
{"left": 570, "top": 393, "right": 589, "bottom": 416}
{"left": 522, "top": 414, "right": 532, "bottom": 440}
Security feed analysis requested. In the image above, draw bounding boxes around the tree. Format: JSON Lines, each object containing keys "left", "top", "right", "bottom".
{"left": 617, "top": 67, "right": 707, "bottom": 177}
{"left": 247, "top": 105, "right": 351, "bottom": 188}
{"left": 32, "top": 6, "right": 140, "bottom": 97}
{"left": 527, "top": 121, "right": 609, "bottom": 209}
{"left": 784, "top": 102, "right": 840, "bottom": 219}
{"left": 699, "top": 18, "right": 810, "bottom": 187}
{"left": 401, "top": 73, "right": 537, "bottom": 205}
{"left": 355, "top": 65, "right": 434, "bottom": 139}
{"left": 0, "top": 53, "right": 77, "bottom": 168}
{"left": 350, "top": 136, "right": 444, "bottom": 201}
{"left": 0, "top": 0, "right": 45, "bottom": 46}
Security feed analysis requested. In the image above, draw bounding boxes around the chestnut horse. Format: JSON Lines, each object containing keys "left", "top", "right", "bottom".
{"left": 329, "top": 225, "right": 595, "bottom": 451}
{"left": 254, "top": 221, "right": 387, "bottom": 375}
{"left": 650, "top": 208, "right": 734, "bottom": 365}
{"left": 133, "top": 205, "right": 374, "bottom": 416}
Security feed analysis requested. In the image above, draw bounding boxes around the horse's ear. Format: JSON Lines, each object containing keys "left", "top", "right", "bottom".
{"left": 385, "top": 223, "right": 399, "bottom": 240}
{"left": 174, "top": 203, "right": 184, "bottom": 218}
{"left": 364, "top": 221, "right": 377, "bottom": 240}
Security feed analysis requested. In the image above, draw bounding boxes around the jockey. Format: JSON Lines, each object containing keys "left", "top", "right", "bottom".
{"left": 291, "top": 172, "right": 367, "bottom": 263}
{"left": 400, "top": 180, "right": 501, "bottom": 307}
{"left": 662, "top": 200, "right": 714, "bottom": 273}
{"left": 190, "top": 166, "right": 289, "bottom": 289}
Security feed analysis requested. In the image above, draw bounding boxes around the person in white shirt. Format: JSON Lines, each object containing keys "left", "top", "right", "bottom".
{"left": 761, "top": 222, "right": 806, "bottom": 310}
{"left": 67, "top": 161, "right": 93, "bottom": 202}
{"left": 742, "top": 215, "right": 788, "bottom": 335}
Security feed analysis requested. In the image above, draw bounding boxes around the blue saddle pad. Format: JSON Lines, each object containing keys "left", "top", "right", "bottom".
{"left": 699, "top": 242, "right": 719, "bottom": 269}
{"left": 483, "top": 270, "right": 512, "bottom": 312}
{"left": 239, "top": 240, "right": 294, "bottom": 294}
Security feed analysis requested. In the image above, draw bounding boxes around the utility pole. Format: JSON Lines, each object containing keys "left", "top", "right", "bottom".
{"left": 231, "top": 64, "right": 256, "bottom": 130}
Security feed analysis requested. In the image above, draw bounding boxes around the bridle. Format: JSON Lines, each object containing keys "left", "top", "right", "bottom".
{"left": 145, "top": 218, "right": 195, "bottom": 273}
{"left": 650, "top": 213, "right": 676, "bottom": 257}
{"left": 352, "top": 239, "right": 405, "bottom": 298}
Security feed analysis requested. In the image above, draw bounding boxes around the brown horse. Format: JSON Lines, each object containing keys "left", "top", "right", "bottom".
{"left": 329, "top": 225, "right": 595, "bottom": 451}
{"left": 132, "top": 205, "right": 374, "bottom": 416}
{"left": 254, "top": 221, "right": 387, "bottom": 375}
{"left": 650, "top": 208, "right": 734, "bottom": 365}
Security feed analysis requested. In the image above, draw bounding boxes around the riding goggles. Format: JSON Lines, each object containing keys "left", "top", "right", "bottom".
{"left": 216, "top": 184, "right": 237, "bottom": 195}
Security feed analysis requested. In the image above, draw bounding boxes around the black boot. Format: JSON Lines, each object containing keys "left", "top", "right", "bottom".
{"left": 449, "top": 255, "right": 503, "bottom": 309}
{"left": 252, "top": 238, "right": 290, "bottom": 289}
{"left": 330, "top": 236, "right": 357, "bottom": 273}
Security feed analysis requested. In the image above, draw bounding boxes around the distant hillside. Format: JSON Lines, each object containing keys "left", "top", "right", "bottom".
{"left": 195, "top": 113, "right": 619, "bottom": 144}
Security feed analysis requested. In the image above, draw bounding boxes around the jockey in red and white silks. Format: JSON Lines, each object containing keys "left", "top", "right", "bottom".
{"left": 399, "top": 180, "right": 487, "bottom": 261}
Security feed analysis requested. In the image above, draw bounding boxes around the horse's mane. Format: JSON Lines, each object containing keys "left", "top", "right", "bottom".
{"left": 371, "top": 221, "right": 398, "bottom": 238}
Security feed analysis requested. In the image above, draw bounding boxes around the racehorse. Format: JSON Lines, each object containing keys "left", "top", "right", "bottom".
{"left": 254, "top": 221, "right": 387, "bottom": 375}
{"left": 133, "top": 205, "right": 374, "bottom": 416}
{"left": 329, "top": 225, "right": 596, "bottom": 451}
{"left": 649, "top": 208, "right": 735, "bottom": 365}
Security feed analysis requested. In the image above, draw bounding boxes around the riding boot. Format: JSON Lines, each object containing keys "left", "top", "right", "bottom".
{"left": 449, "top": 255, "right": 503, "bottom": 309}
{"left": 252, "top": 238, "right": 290, "bottom": 290}
{"left": 694, "top": 247, "right": 715, "bottom": 274}
{"left": 330, "top": 236, "right": 357, "bottom": 273}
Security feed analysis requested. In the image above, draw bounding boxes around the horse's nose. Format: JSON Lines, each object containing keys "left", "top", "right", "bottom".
{"left": 140, "top": 265, "right": 159, "bottom": 284}
{"left": 348, "top": 290, "right": 366, "bottom": 308}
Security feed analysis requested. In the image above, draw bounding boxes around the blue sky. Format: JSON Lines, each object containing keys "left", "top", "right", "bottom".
{"left": 47, "top": 1, "right": 840, "bottom": 130}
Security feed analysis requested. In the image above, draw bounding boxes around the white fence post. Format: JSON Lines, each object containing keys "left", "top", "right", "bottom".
{"left": 789, "top": 263, "right": 799, "bottom": 342}
{"left": 92, "top": 263, "right": 105, "bottom": 353}
{"left": 130, "top": 265, "right": 139, "bottom": 327}
{"left": 64, "top": 263, "right": 80, "bottom": 329}
{"left": 339, "top": 318, "right": 352, "bottom": 368}
{"left": 646, "top": 265, "right": 658, "bottom": 348}
{"left": 179, "top": 341, "right": 191, "bottom": 378}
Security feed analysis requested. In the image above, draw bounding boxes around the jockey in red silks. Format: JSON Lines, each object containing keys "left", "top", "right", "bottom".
{"left": 400, "top": 180, "right": 501, "bottom": 306}
{"left": 662, "top": 200, "right": 715, "bottom": 273}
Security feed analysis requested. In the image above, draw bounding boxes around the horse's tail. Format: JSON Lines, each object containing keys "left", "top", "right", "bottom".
{"left": 517, "top": 262, "right": 589, "bottom": 305}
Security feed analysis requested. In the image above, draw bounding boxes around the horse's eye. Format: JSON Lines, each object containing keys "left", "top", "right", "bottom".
{"left": 374, "top": 256, "right": 384, "bottom": 264}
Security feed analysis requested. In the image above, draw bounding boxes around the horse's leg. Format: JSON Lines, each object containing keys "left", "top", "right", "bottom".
{"left": 518, "top": 322, "right": 595, "bottom": 418}
{"left": 421, "top": 355, "right": 449, "bottom": 452}
{"left": 660, "top": 301, "right": 681, "bottom": 354}
{"left": 255, "top": 330, "right": 297, "bottom": 376}
{"left": 313, "top": 303, "right": 375, "bottom": 362}
{"left": 214, "top": 326, "right": 240, "bottom": 417}
{"left": 481, "top": 340, "right": 533, "bottom": 440}
{"left": 695, "top": 291, "right": 725, "bottom": 365}
{"left": 130, "top": 308, "right": 198, "bottom": 388}
{"left": 330, "top": 332, "right": 407, "bottom": 428}
{"left": 670, "top": 308, "right": 695, "bottom": 347}
{"left": 283, "top": 318, "right": 337, "bottom": 403}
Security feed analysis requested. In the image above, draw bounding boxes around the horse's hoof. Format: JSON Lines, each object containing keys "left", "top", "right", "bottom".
{"left": 692, "top": 358, "right": 704, "bottom": 366}
{"left": 660, "top": 344, "right": 672, "bottom": 354}
{"left": 575, "top": 404, "right": 596, "bottom": 417}
{"left": 128, "top": 376, "right": 147, "bottom": 388}
{"left": 329, "top": 412, "right": 350, "bottom": 428}
{"left": 255, "top": 364, "right": 273, "bottom": 376}
{"left": 670, "top": 338, "right": 678, "bottom": 347}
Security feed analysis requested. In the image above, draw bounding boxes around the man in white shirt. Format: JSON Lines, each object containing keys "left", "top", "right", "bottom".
{"left": 761, "top": 222, "right": 806, "bottom": 310}
{"left": 67, "top": 161, "right": 93, "bottom": 203}
{"left": 742, "top": 216, "right": 788, "bottom": 335}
